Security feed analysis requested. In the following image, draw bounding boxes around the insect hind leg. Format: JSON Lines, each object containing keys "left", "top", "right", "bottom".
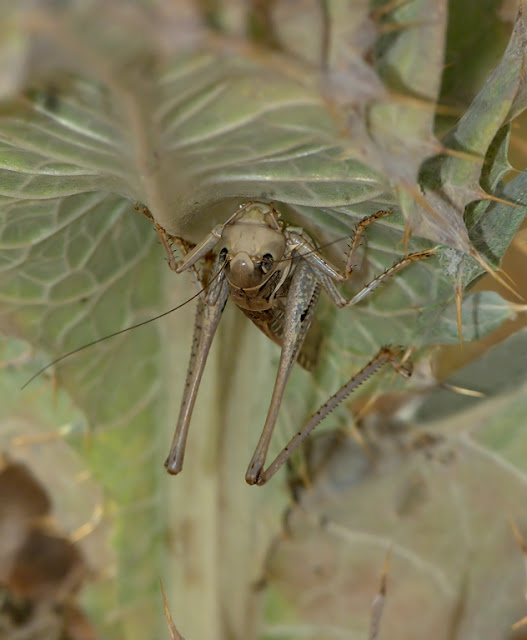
{"left": 253, "top": 346, "right": 411, "bottom": 485}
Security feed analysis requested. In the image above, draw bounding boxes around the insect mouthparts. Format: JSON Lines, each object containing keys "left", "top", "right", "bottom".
{"left": 230, "top": 252, "right": 258, "bottom": 288}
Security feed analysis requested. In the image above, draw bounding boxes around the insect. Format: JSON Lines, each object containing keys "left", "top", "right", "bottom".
{"left": 139, "top": 201, "right": 435, "bottom": 486}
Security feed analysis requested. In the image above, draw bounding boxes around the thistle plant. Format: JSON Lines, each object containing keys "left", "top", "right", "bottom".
{"left": 0, "top": 2, "right": 526, "bottom": 639}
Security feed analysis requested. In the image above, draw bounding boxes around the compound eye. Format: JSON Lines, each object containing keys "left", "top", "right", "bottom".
{"left": 260, "top": 252, "right": 274, "bottom": 274}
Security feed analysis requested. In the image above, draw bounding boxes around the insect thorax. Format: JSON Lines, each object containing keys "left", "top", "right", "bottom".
{"left": 227, "top": 267, "right": 291, "bottom": 311}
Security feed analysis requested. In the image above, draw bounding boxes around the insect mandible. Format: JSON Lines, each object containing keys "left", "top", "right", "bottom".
{"left": 139, "top": 201, "right": 435, "bottom": 486}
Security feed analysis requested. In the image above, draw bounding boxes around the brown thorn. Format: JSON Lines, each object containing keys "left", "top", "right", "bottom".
{"left": 368, "top": 545, "right": 392, "bottom": 640}
{"left": 455, "top": 285, "right": 464, "bottom": 347}
{"left": 512, "top": 616, "right": 527, "bottom": 631}
{"left": 160, "top": 580, "right": 185, "bottom": 640}
{"left": 480, "top": 192, "right": 520, "bottom": 208}
{"left": 435, "top": 143, "right": 482, "bottom": 163}
{"left": 396, "top": 182, "right": 451, "bottom": 228}
{"left": 509, "top": 518, "right": 527, "bottom": 555}
{"left": 469, "top": 248, "right": 522, "bottom": 300}
{"left": 440, "top": 382, "right": 485, "bottom": 398}
{"left": 377, "top": 18, "right": 432, "bottom": 35}
{"left": 70, "top": 503, "right": 104, "bottom": 543}
{"left": 402, "top": 219, "right": 412, "bottom": 254}
{"left": 384, "top": 89, "right": 464, "bottom": 118}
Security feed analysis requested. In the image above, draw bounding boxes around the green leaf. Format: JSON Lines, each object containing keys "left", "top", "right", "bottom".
{"left": 415, "top": 8, "right": 527, "bottom": 259}
{"left": 445, "top": 8, "right": 527, "bottom": 169}
{"left": 440, "top": 0, "right": 512, "bottom": 110}
{"left": 419, "top": 290, "right": 517, "bottom": 345}
{"left": 417, "top": 327, "right": 527, "bottom": 423}
{"left": 436, "top": 165, "right": 527, "bottom": 289}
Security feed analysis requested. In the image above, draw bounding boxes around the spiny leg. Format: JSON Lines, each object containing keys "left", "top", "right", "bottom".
{"left": 246, "top": 216, "right": 431, "bottom": 485}
{"left": 344, "top": 209, "right": 394, "bottom": 276}
{"left": 245, "top": 260, "right": 321, "bottom": 485}
{"left": 135, "top": 203, "right": 186, "bottom": 272}
{"left": 254, "top": 346, "right": 411, "bottom": 486}
{"left": 285, "top": 210, "right": 396, "bottom": 284}
{"left": 287, "top": 228, "right": 435, "bottom": 308}
{"left": 164, "top": 258, "right": 230, "bottom": 475}
{"left": 135, "top": 203, "right": 216, "bottom": 291}
{"left": 321, "top": 248, "right": 436, "bottom": 307}
{"left": 287, "top": 210, "right": 433, "bottom": 293}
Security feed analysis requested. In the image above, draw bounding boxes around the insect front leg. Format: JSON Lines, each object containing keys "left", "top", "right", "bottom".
{"left": 135, "top": 203, "right": 191, "bottom": 273}
{"left": 286, "top": 210, "right": 395, "bottom": 283}
{"left": 136, "top": 202, "right": 253, "bottom": 289}
{"left": 254, "top": 346, "right": 411, "bottom": 485}
{"left": 245, "top": 260, "right": 320, "bottom": 485}
{"left": 175, "top": 201, "right": 257, "bottom": 275}
{"left": 289, "top": 211, "right": 435, "bottom": 298}
{"left": 344, "top": 209, "right": 395, "bottom": 276}
{"left": 320, "top": 249, "right": 436, "bottom": 308}
{"left": 288, "top": 226, "right": 435, "bottom": 308}
{"left": 164, "top": 258, "right": 230, "bottom": 475}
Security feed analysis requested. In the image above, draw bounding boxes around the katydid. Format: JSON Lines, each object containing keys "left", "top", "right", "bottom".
{"left": 140, "top": 201, "right": 434, "bottom": 486}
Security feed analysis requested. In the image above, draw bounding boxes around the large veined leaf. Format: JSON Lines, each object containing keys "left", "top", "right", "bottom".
{"left": 0, "top": 3, "right": 526, "bottom": 639}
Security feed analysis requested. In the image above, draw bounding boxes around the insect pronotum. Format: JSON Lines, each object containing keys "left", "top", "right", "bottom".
{"left": 138, "top": 201, "right": 435, "bottom": 486}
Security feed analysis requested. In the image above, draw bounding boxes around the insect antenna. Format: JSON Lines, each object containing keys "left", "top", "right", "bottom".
{"left": 21, "top": 263, "right": 227, "bottom": 390}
